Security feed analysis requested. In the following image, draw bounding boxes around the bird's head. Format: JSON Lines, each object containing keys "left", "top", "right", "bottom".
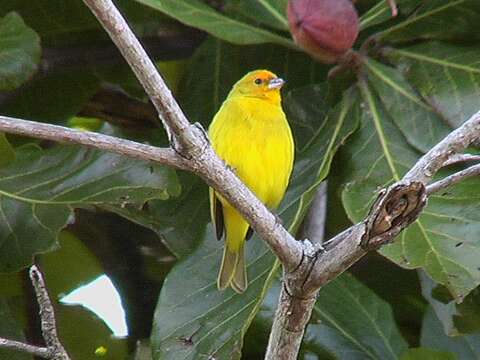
{"left": 229, "top": 70, "right": 285, "bottom": 104}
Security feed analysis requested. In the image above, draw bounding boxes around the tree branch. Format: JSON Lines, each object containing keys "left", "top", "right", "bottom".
{"left": 0, "top": 115, "right": 188, "bottom": 170}
{"left": 426, "top": 163, "right": 480, "bottom": 195}
{"left": 0, "top": 265, "right": 70, "bottom": 360}
{"left": 0, "top": 338, "right": 50, "bottom": 358}
{"left": 403, "top": 110, "right": 480, "bottom": 183}
{"left": 443, "top": 153, "right": 480, "bottom": 166}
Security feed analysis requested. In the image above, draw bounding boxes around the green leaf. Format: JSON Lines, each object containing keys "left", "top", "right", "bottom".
{"left": 419, "top": 271, "right": 480, "bottom": 336}
{"left": 150, "top": 87, "right": 359, "bottom": 359}
{"left": 308, "top": 273, "right": 408, "bottom": 360}
{"left": 134, "top": 0, "right": 295, "bottom": 48}
{"left": 0, "top": 12, "right": 40, "bottom": 91}
{"left": 380, "top": 0, "right": 480, "bottom": 42}
{"left": 421, "top": 306, "right": 480, "bottom": 360}
{"left": 227, "top": 0, "right": 289, "bottom": 31}
{"left": 56, "top": 304, "right": 128, "bottom": 359}
{"left": 0, "top": 299, "right": 31, "bottom": 360}
{"left": 0, "top": 140, "right": 179, "bottom": 272}
{"left": 0, "top": 134, "right": 15, "bottom": 168}
{"left": 40, "top": 231, "right": 104, "bottom": 298}
{"left": 364, "top": 58, "right": 451, "bottom": 152}
{"left": 342, "top": 82, "right": 480, "bottom": 300}
{"left": 386, "top": 42, "right": 480, "bottom": 128}
{"left": 400, "top": 348, "right": 456, "bottom": 360}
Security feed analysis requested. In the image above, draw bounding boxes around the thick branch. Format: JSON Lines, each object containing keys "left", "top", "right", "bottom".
{"left": 427, "top": 164, "right": 480, "bottom": 195}
{"left": 266, "top": 184, "right": 328, "bottom": 360}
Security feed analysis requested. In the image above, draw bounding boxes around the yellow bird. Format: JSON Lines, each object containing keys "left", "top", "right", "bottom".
{"left": 209, "top": 70, "right": 295, "bottom": 293}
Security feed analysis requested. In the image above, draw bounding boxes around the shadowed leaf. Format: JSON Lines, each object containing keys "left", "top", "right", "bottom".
{"left": 0, "top": 12, "right": 40, "bottom": 91}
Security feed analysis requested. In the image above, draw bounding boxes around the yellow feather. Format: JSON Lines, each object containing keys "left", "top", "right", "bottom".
{"left": 208, "top": 70, "right": 295, "bottom": 293}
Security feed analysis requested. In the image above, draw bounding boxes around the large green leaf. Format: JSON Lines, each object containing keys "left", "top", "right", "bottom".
{"left": 150, "top": 88, "right": 359, "bottom": 359}
{"left": 56, "top": 304, "right": 128, "bottom": 359}
{"left": 227, "top": 0, "right": 289, "bottom": 31}
{"left": 380, "top": 0, "right": 480, "bottom": 42}
{"left": 364, "top": 58, "right": 451, "bottom": 152}
{"left": 0, "top": 12, "right": 40, "bottom": 91}
{"left": 307, "top": 273, "right": 408, "bottom": 360}
{"left": 342, "top": 82, "right": 480, "bottom": 300}
{"left": 421, "top": 306, "right": 480, "bottom": 360}
{"left": 41, "top": 231, "right": 103, "bottom": 298}
{"left": 386, "top": 42, "right": 480, "bottom": 128}
{"left": 250, "top": 272, "right": 407, "bottom": 360}
{"left": 0, "top": 299, "right": 31, "bottom": 360}
{"left": 419, "top": 271, "right": 480, "bottom": 337}
{"left": 0, "top": 139, "right": 179, "bottom": 272}
{"left": 134, "top": 0, "right": 295, "bottom": 48}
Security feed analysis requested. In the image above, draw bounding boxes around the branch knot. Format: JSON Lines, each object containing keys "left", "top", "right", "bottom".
{"left": 361, "top": 181, "right": 427, "bottom": 250}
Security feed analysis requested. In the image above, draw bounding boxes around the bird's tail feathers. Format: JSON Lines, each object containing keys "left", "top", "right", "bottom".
{"left": 217, "top": 208, "right": 249, "bottom": 293}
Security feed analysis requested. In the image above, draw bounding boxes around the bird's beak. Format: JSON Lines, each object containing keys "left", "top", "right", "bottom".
{"left": 268, "top": 77, "right": 285, "bottom": 90}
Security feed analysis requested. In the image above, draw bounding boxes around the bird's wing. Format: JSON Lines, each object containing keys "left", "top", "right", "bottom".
{"left": 209, "top": 187, "right": 224, "bottom": 240}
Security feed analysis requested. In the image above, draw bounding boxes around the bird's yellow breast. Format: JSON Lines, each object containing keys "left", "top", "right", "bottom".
{"left": 209, "top": 96, "right": 294, "bottom": 209}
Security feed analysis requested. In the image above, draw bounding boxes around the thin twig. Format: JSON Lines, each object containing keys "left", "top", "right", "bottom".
{"left": 0, "top": 115, "right": 188, "bottom": 170}
{"left": 0, "top": 338, "right": 49, "bottom": 357}
{"left": 427, "top": 164, "right": 480, "bottom": 195}
{"left": 403, "top": 110, "right": 480, "bottom": 183}
{"left": 0, "top": 265, "right": 70, "bottom": 360}
{"left": 443, "top": 153, "right": 480, "bottom": 166}
{"left": 29, "top": 265, "right": 70, "bottom": 360}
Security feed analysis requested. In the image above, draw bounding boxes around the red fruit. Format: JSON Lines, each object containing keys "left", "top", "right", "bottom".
{"left": 287, "top": 0, "right": 359, "bottom": 64}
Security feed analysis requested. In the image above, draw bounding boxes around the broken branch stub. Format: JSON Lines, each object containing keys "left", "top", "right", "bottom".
{"left": 362, "top": 181, "right": 427, "bottom": 250}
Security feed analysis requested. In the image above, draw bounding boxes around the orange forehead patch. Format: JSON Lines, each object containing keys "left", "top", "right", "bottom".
{"left": 247, "top": 70, "right": 277, "bottom": 81}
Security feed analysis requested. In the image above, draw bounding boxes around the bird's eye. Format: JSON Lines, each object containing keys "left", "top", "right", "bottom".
{"left": 254, "top": 78, "right": 262, "bottom": 85}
